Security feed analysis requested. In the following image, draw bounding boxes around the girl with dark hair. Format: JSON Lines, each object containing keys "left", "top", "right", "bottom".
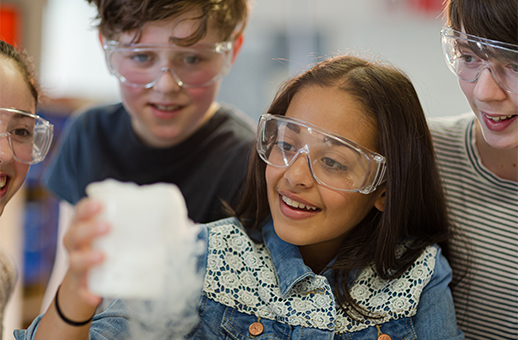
{"left": 16, "top": 55, "right": 462, "bottom": 339}
{"left": 0, "top": 40, "right": 53, "bottom": 339}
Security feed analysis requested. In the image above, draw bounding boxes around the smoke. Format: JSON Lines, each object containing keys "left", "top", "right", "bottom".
{"left": 86, "top": 179, "right": 207, "bottom": 339}
{"left": 123, "top": 223, "right": 205, "bottom": 339}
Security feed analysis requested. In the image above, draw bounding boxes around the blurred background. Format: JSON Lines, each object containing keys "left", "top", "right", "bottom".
{"left": 0, "top": 0, "right": 471, "bottom": 337}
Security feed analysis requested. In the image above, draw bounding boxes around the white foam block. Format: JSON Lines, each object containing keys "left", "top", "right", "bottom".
{"left": 86, "top": 179, "right": 194, "bottom": 299}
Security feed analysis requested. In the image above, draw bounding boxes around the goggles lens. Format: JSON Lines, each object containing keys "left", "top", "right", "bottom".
{"left": 441, "top": 27, "right": 518, "bottom": 94}
{"left": 257, "top": 114, "right": 386, "bottom": 194}
{"left": 0, "top": 108, "right": 54, "bottom": 164}
{"left": 103, "top": 41, "right": 233, "bottom": 88}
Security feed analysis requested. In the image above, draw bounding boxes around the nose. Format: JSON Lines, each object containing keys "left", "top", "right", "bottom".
{"left": 150, "top": 68, "right": 183, "bottom": 93}
{"left": 473, "top": 67, "right": 507, "bottom": 102}
{"left": 283, "top": 151, "right": 315, "bottom": 188}
{"left": 0, "top": 134, "right": 14, "bottom": 164}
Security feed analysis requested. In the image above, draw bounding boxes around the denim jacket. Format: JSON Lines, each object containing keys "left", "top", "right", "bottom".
{"left": 15, "top": 217, "right": 464, "bottom": 339}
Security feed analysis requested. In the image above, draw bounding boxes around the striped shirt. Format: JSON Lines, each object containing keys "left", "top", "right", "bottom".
{"left": 428, "top": 113, "right": 518, "bottom": 340}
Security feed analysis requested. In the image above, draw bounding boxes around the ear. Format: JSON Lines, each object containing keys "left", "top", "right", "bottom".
{"left": 98, "top": 31, "right": 105, "bottom": 46}
{"left": 230, "top": 34, "right": 244, "bottom": 64}
{"left": 373, "top": 187, "right": 386, "bottom": 212}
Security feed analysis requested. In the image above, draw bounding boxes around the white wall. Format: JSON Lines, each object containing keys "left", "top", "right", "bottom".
{"left": 39, "top": 0, "right": 471, "bottom": 119}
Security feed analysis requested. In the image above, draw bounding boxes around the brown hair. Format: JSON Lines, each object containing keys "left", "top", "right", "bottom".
{"left": 445, "top": 0, "right": 517, "bottom": 45}
{"left": 86, "top": 0, "right": 249, "bottom": 45}
{"left": 0, "top": 40, "right": 40, "bottom": 106}
{"left": 235, "top": 55, "right": 451, "bottom": 318}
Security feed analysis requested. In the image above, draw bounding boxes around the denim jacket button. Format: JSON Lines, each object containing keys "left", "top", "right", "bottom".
{"left": 377, "top": 334, "right": 391, "bottom": 340}
{"left": 249, "top": 321, "right": 264, "bottom": 336}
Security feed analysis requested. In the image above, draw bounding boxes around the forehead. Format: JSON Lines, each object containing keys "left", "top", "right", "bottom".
{"left": 0, "top": 59, "right": 36, "bottom": 113}
{"left": 117, "top": 9, "right": 224, "bottom": 45}
{"left": 285, "top": 85, "right": 378, "bottom": 151}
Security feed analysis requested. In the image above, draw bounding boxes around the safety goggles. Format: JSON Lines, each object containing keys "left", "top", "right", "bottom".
{"left": 257, "top": 114, "right": 386, "bottom": 194}
{"left": 441, "top": 27, "right": 518, "bottom": 94}
{"left": 103, "top": 40, "right": 233, "bottom": 88}
{"left": 0, "top": 108, "right": 54, "bottom": 164}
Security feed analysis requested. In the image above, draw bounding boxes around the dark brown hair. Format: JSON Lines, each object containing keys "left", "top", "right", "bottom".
{"left": 0, "top": 40, "right": 39, "bottom": 106}
{"left": 86, "top": 0, "right": 249, "bottom": 45}
{"left": 235, "top": 55, "right": 451, "bottom": 318}
{"left": 445, "top": 0, "right": 517, "bottom": 45}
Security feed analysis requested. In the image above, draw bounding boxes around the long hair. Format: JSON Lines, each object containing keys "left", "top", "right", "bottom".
{"left": 0, "top": 40, "right": 39, "bottom": 105}
{"left": 235, "top": 55, "right": 451, "bottom": 318}
{"left": 445, "top": 0, "right": 517, "bottom": 45}
{"left": 86, "top": 0, "right": 249, "bottom": 44}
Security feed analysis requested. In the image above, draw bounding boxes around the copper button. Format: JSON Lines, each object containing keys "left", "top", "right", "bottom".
{"left": 249, "top": 321, "right": 264, "bottom": 336}
{"left": 377, "top": 334, "right": 391, "bottom": 340}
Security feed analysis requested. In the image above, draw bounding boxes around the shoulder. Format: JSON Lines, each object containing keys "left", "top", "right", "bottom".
{"left": 196, "top": 105, "right": 255, "bottom": 165}
{"left": 339, "top": 245, "right": 440, "bottom": 332}
{"left": 0, "top": 248, "right": 17, "bottom": 307}
{"left": 427, "top": 112, "right": 473, "bottom": 138}
{"left": 212, "top": 103, "right": 256, "bottom": 139}
{"left": 203, "top": 217, "right": 254, "bottom": 248}
{"left": 70, "top": 103, "right": 126, "bottom": 130}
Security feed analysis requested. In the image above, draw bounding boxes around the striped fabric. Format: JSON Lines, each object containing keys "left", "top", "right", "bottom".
{"left": 428, "top": 113, "right": 518, "bottom": 340}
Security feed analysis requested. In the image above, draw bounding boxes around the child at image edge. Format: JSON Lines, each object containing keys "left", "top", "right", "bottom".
{"left": 40, "top": 0, "right": 255, "bottom": 313}
{"left": 429, "top": 0, "right": 518, "bottom": 338}
{"left": 15, "top": 55, "right": 464, "bottom": 339}
{"left": 0, "top": 40, "right": 54, "bottom": 339}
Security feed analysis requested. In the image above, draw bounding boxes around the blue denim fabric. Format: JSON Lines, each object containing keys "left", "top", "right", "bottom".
{"left": 14, "top": 218, "right": 464, "bottom": 340}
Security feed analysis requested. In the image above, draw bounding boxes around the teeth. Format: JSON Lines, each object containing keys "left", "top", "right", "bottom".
{"left": 487, "top": 114, "right": 515, "bottom": 122}
{"left": 154, "top": 104, "right": 180, "bottom": 111}
{"left": 0, "top": 177, "right": 6, "bottom": 189}
{"left": 282, "top": 195, "right": 318, "bottom": 211}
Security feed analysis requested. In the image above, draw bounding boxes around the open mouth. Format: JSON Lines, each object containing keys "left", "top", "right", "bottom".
{"left": 151, "top": 104, "right": 182, "bottom": 112}
{"left": 485, "top": 113, "right": 517, "bottom": 122}
{"left": 281, "top": 195, "right": 320, "bottom": 211}
{"left": 0, "top": 175, "right": 8, "bottom": 191}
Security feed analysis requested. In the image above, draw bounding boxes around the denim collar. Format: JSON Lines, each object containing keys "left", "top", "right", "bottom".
{"left": 262, "top": 219, "right": 316, "bottom": 297}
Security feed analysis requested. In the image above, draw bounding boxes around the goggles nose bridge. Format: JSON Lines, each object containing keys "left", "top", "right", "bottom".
{"left": 285, "top": 144, "right": 317, "bottom": 178}
{"left": 472, "top": 64, "right": 508, "bottom": 90}
{"left": 0, "top": 132, "right": 15, "bottom": 164}
{"left": 146, "top": 67, "right": 185, "bottom": 89}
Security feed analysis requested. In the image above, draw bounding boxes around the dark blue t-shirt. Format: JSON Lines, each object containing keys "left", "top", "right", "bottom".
{"left": 43, "top": 103, "right": 255, "bottom": 223}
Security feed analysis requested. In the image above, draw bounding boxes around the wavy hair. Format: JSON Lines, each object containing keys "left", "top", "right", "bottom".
{"left": 85, "top": 0, "right": 249, "bottom": 45}
{"left": 235, "top": 55, "right": 451, "bottom": 318}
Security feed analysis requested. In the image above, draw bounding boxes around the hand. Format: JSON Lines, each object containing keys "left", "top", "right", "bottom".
{"left": 62, "top": 198, "right": 110, "bottom": 306}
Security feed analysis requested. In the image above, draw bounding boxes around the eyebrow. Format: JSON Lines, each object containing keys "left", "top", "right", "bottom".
{"left": 0, "top": 113, "right": 35, "bottom": 124}
{"left": 323, "top": 136, "right": 349, "bottom": 147}
{"left": 457, "top": 41, "right": 518, "bottom": 61}
{"left": 285, "top": 122, "right": 301, "bottom": 134}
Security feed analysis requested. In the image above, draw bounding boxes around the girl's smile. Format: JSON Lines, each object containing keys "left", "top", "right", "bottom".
{"left": 278, "top": 192, "right": 321, "bottom": 220}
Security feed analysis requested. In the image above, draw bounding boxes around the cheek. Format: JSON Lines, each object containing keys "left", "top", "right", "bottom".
{"left": 120, "top": 85, "right": 145, "bottom": 104}
{"left": 323, "top": 192, "right": 376, "bottom": 227}
{"left": 11, "top": 162, "right": 30, "bottom": 191}
{"left": 458, "top": 81, "right": 475, "bottom": 103}
{"left": 265, "top": 166, "right": 277, "bottom": 195}
{"left": 186, "top": 86, "right": 218, "bottom": 108}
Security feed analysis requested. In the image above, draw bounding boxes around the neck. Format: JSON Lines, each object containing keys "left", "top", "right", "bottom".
{"left": 298, "top": 243, "right": 339, "bottom": 274}
{"left": 475, "top": 123, "right": 518, "bottom": 182}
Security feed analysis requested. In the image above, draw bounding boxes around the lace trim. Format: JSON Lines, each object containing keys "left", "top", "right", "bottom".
{"left": 203, "top": 221, "right": 436, "bottom": 333}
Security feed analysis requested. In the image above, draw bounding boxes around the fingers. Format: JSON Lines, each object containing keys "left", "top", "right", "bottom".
{"left": 63, "top": 198, "right": 110, "bottom": 278}
{"left": 64, "top": 198, "right": 109, "bottom": 253}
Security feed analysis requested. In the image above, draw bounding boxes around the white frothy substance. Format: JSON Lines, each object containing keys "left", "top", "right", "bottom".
{"left": 86, "top": 179, "right": 206, "bottom": 338}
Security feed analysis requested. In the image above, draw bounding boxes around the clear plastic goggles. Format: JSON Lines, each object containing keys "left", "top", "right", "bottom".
{"left": 103, "top": 40, "right": 233, "bottom": 88}
{"left": 0, "top": 108, "right": 54, "bottom": 164}
{"left": 257, "top": 114, "right": 387, "bottom": 194}
{"left": 441, "top": 27, "right": 518, "bottom": 94}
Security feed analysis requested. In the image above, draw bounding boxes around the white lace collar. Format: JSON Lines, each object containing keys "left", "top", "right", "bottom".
{"left": 203, "top": 219, "right": 437, "bottom": 333}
